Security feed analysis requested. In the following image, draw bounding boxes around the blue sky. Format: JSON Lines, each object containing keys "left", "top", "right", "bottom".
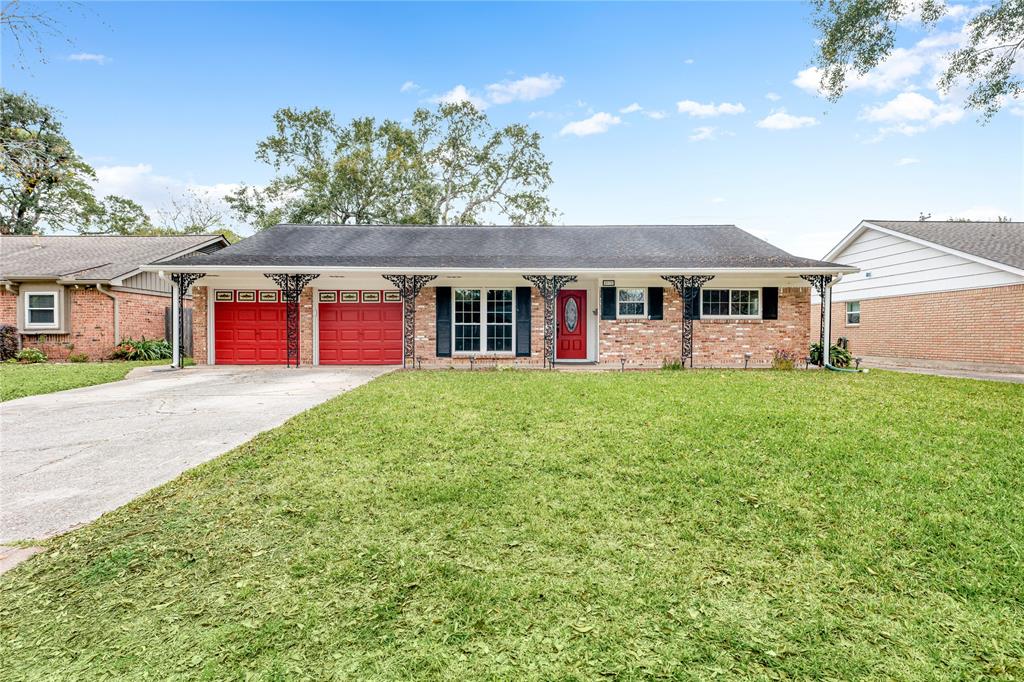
{"left": 4, "top": 1, "right": 1021, "bottom": 257}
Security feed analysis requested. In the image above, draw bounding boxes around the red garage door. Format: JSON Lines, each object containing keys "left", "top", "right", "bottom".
{"left": 215, "top": 295, "right": 288, "bottom": 365}
{"left": 319, "top": 296, "right": 402, "bottom": 365}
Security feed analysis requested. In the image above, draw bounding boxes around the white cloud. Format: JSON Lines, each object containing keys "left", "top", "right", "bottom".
{"left": 559, "top": 112, "right": 622, "bottom": 137}
{"left": 676, "top": 100, "right": 746, "bottom": 117}
{"left": 620, "top": 102, "right": 643, "bottom": 114}
{"left": 645, "top": 110, "right": 668, "bottom": 120}
{"left": 895, "top": 157, "right": 921, "bottom": 166}
{"left": 433, "top": 84, "right": 490, "bottom": 110}
{"left": 709, "top": 196, "right": 726, "bottom": 204}
{"left": 765, "top": 92, "right": 781, "bottom": 101}
{"left": 91, "top": 163, "right": 244, "bottom": 230}
{"left": 688, "top": 126, "right": 718, "bottom": 142}
{"left": 433, "top": 73, "right": 564, "bottom": 109}
{"left": 861, "top": 91, "right": 964, "bottom": 137}
{"left": 755, "top": 109, "right": 819, "bottom": 130}
{"left": 400, "top": 80, "right": 419, "bottom": 93}
{"left": 68, "top": 53, "right": 110, "bottom": 65}
{"left": 684, "top": 58, "right": 695, "bottom": 65}
{"left": 485, "top": 73, "right": 564, "bottom": 104}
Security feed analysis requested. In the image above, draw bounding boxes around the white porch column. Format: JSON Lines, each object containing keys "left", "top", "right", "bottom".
{"left": 823, "top": 280, "right": 833, "bottom": 362}
{"left": 171, "top": 279, "right": 182, "bottom": 368}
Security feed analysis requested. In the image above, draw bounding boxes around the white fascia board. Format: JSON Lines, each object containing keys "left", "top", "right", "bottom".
{"left": 823, "top": 221, "right": 873, "bottom": 261}
{"left": 854, "top": 221, "right": 1024, "bottom": 278}
{"left": 141, "top": 264, "right": 858, "bottom": 276}
{"left": 112, "top": 236, "right": 229, "bottom": 285}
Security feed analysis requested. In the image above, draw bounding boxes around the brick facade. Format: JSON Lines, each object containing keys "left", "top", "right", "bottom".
{"left": 191, "top": 284, "right": 812, "bottom": 369}
{"left": 812, "top": 284, "right": 1024, "bottom": 370}
{"left": 0, "top": 287, "right": 180, "bottom": 362}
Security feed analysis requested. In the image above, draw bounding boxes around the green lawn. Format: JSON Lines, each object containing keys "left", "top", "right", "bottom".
{"left": 0, "top": 360, "right": 174, "bottom": 401}
{"left": 1, "top": 371, "right": 1022, "bottom": 679}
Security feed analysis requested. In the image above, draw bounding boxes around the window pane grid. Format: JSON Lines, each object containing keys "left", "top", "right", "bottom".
{"left": 702, "top": 289, "right": 759, "bottom": 317}
{"left": 26, "top": 293, "right": 57, "bottom": 325}
{"left": 454, "top": 288, "right": 514, "bottom": 353}
{"left": 617, "top": 288, "right": 645, "bottom": 317}
{"left": 846, "top": 301, "right": 861, "bottom": 324}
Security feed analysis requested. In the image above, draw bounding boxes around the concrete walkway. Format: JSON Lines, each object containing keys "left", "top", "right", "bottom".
{"left": 0, "top": 365, "right": 392, "bottom": 543}
{"left": 867, "top": 362, "right": 1024, "bottom": 384}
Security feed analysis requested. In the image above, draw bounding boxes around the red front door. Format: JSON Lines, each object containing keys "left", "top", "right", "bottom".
{"left": 556, "top": 289, "right": 587, "bottom": 360}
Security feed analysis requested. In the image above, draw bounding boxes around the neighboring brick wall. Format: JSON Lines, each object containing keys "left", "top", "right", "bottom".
{"left": 17, "top": 288, "right": 115, "bottom": 361}
{"left": 0, "top": 290, "right": 16, "bottom": 327}
{"left": 300, "top": 288, "right": 314, "bottom": 366}
{"left": 118, "top": 290, "right": 177, "bottom": 342}
{"left": 812, "top": 283, "right": 1024, "bottom": 368}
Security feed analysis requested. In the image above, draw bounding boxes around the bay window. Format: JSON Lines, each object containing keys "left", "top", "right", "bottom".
{"left": 454, "top": 288, "right": 514, "bottom": 353}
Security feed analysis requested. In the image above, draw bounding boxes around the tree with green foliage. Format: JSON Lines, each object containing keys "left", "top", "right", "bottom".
{"left": 0, "top": 89, "right": 99, "bottom": 234}
{"left": 810, "top": 0, "right": 1023, "bottom": 121}
{"left": 227, "top": 102, "right": 557, "bottom": 229}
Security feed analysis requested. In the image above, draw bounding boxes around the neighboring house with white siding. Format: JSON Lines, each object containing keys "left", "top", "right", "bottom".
{"left": 813, "top": 220, "right": 1024, "bottom": 372}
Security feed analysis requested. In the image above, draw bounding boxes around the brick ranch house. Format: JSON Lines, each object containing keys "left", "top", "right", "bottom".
{"left": 813, "top": 220, "right": 1024, "bottom": 373}
{"left": 1, "top": 234, "right": 228, "bottom": 361}
{"left": 150, "top": 224, "right": 855, "bottom": 370}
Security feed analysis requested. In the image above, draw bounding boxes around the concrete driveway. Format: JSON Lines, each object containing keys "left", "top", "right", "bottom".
{"left": 0, "top": 365, "right": 392, "bottom": 543}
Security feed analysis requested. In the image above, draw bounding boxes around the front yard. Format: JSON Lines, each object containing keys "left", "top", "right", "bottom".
{"left": 1, "top": 370, "right": 1021, "bottom": 679}
{"left": 0, "top": 360, "right": 174, "bottom": 401}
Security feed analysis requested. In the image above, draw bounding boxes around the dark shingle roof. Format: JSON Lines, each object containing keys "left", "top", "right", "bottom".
{"left": 867, "top": 220, "right": 1024, "bottom": 271}
{"left": 166, "top": 224, "right": 850, "bottom": 271}
{"left": 0, "top": 234, "right": 228, "bottom": 282}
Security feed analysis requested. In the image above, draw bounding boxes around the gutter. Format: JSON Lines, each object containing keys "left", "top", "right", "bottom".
{"left": 144, "top": 264, "right": 860, "bottom": 276}
{"left": 95, "top": 284, "right": 120, "bottom": 344}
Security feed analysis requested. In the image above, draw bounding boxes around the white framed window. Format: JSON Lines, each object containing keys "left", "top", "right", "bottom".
{"left": 617, "top": 288, "right": 646, "bottom": 317}
{"left": 454, "top": 288, "right": 514, "bottom": 353}
{"left": 846, "top": 301, "right": 861, "bottom": 325}
{"left": 24, "top": 291, "right": 59, "bottom": 329}
{"left": 701, "top": 288, "right": 760, "bottom": 318}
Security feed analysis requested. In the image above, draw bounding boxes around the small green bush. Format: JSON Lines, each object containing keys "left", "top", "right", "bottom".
{"left": 66, "top": 353, "right": 90, "bottom": 363}
{"left": 111, "top": 338, "right": 173, "bottom": 361}
{"left": 0, "top": 324, "right": 18, "bottom": 361}
{"left": 15, "top": 348, "right": 47, "bottom": 363}
{"left": 809, "top": 342, "right": 852, "bottom": 368}
{"left": 772, "top": 349, "right": 797, "bottom": 370}
{"left": 661, "top": 358, "right": 683, "bottom": 371}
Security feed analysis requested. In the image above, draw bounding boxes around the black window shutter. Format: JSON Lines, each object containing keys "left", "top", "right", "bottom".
{"left": 515, "top": 286, "right": 531, "bottom": 356}
{"left": 762, "top": 287, "right": 779, "bottom": 320}
{"left": 684, "top": 287, "right": 701, "bottom": 320}
{"left": 600, "top": 287, "right": 616, "bottom": 320}
{"left": 648, "top": 287, "right": 664, "bottom": 320}
{"left": 435, "top": 286, "right": 452, "bottom": 357}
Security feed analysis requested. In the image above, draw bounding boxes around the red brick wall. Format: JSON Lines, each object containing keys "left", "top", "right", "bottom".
{"left": 0, "top": 290, "right": 16, "bottom": 329}
{"left": 413, "top": 287, "right": 546, "bottom": 368}
{"left": 812, "top": 284, "right": 1024, "bottom": 368}
{"left": 193, "top": 286, "right": 209, "bottom": 364}
{"left": 599, "top": 286, "right": 809, "bottom": 368}
{"left": 118, "top": 291, "right": 176, "bottom": 342}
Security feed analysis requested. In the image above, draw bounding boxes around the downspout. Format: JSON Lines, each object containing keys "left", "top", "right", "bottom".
{"left": 96, "top": 284, "right": 120, "bottom": 345}
{"left": 822, "top": 274, "right": 868, "bottom": 374}
{"left": 4, "top": 282, "right": 23, "bottom": 351}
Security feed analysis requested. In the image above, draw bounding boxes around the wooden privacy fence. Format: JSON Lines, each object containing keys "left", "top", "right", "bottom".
{"left": 164, "top": 307, "right": 193, "bottom": 357}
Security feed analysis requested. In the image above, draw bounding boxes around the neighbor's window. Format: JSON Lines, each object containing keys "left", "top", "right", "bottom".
{"left": 454, "top": 288, "right": 514, "bottom": 353}
{"left": 846, "top": 301, "right": 861, "bottom": 325}
{"left": 25, "top": 292, "right": 58, "bottom": 328}
{"left": 701, "top": 289, "right": 760, "bottom": 317}
{"left": 617, "top": 288, "right": 646, "bottom": 317}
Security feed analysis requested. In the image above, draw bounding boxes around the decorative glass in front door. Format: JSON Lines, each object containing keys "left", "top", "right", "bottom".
{"left": 564, "top": 297, "right": 578, "bottom": 332}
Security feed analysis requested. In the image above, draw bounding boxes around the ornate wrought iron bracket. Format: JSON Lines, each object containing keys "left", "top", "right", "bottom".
{"left": 264, "top": 273, "right": 319, "bottom": 367}
{"left": 660, "top": 274, "right": 714, "bottom": 368}
{"left": 382, "top": 274, "right": 438, "bottom": 368}
{"left": 170, "top": 272, "right": 205, "bottom": 368}
{"left": 800, "top": 274, "right": 833, "bottom": 366}
{"left": 522, "top": 274, "right": 577, "bottom": 369}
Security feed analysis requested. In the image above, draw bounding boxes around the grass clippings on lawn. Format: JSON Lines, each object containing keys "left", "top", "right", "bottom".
{"left": 1, "top": 370, "right": 1022, "bottom": 679}
{"left": 0, "top": 360, "right": 172, "bottom": 401}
